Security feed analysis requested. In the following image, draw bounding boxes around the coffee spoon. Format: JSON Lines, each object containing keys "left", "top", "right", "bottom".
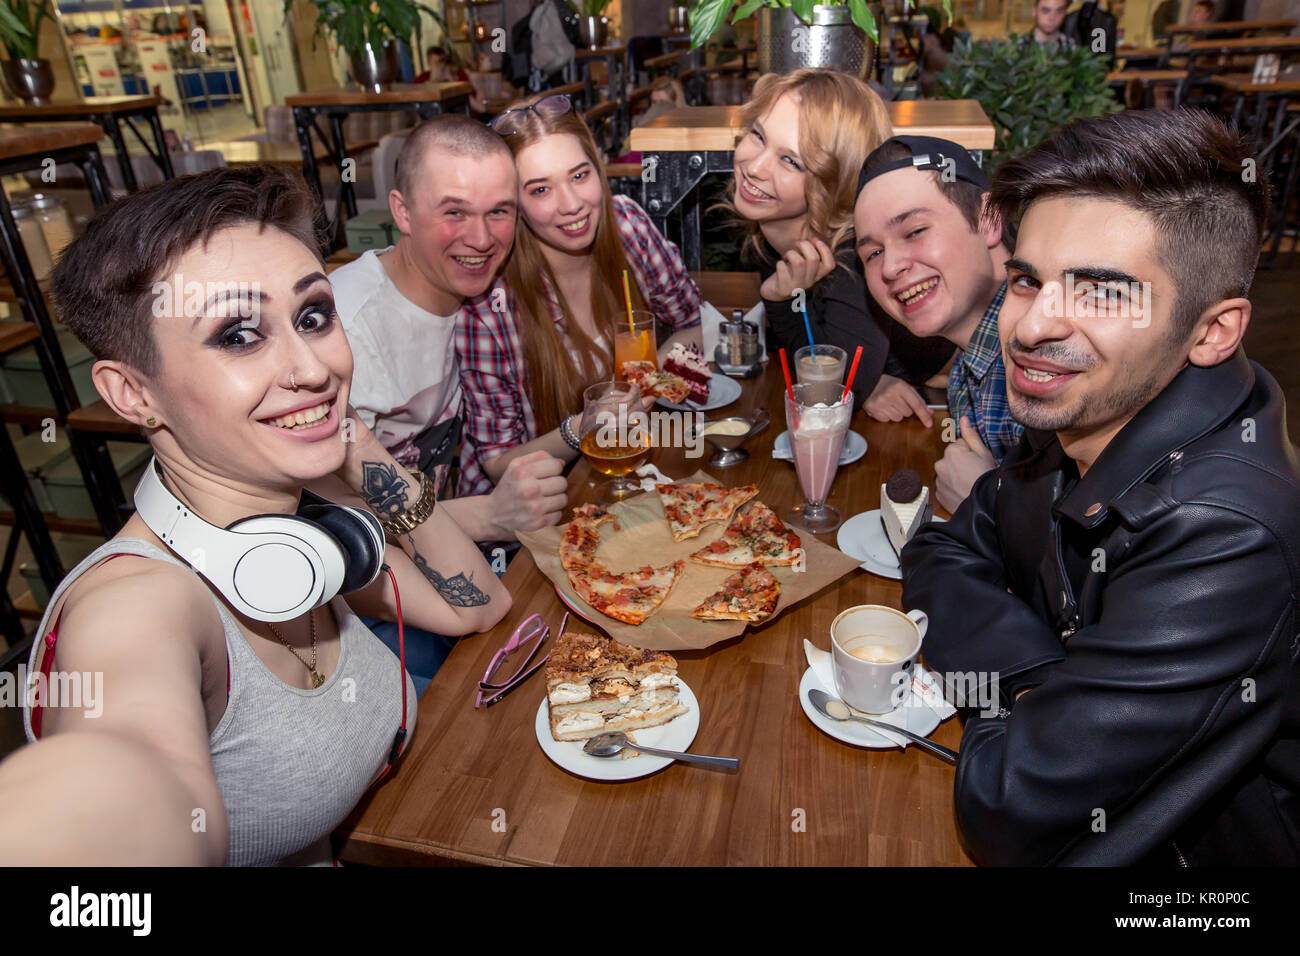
{"left": 582, "top": 732, "right": 740, "bottom": 771}
{"left": 808, "top": 689, "right": 959, "bottom": 764}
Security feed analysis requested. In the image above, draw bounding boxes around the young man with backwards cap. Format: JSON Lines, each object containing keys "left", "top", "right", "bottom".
{"left": 854, "top": 135, "right": 1022, "bottom": 512}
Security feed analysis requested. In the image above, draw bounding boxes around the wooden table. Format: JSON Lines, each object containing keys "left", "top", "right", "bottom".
{"left": 1165, "top": 19, "right": 1297, "bottom": 37}
{"left": 1213, "top": 73, "right": 1300, "bottom": 151}
{"left": 628, "top": 102, "right": 995, "bottom": 270}
{"left": 0, "top": 126, "right": 124, "bottom": 598}
{"left": 205, "top": 138, "right": 377, "bottom": 167}
{"left": 285, "top": 83, "right": 472, "bottom": 249}
{"left": 0, "top": 95, "right": 173, "bottom": 191}
{"left": 335, "top": 313, "right": 970, "bottom": 866}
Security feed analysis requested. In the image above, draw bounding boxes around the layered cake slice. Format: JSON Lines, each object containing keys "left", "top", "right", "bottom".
{"left": 661, "top": 342, "right": 712, "bottom": 404}
{"left": 881, "top": 468, "right": 932, "bottom": 558}
{"left": 546, "top": 630, "right": 688, "bottom": 742}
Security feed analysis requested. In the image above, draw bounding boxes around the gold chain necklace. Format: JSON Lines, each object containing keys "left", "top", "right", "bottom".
{"left": 267, "top": 608, "right": 324, "bottom": 688}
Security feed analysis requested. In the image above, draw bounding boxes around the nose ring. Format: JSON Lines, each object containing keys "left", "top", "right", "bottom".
{"left": 290, "top": 371, "right": 297, "bottom": 391}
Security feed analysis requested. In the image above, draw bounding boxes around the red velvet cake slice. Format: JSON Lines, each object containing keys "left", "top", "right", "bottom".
{"left": 661, "top": 342, "right": 712, "bottom": 404}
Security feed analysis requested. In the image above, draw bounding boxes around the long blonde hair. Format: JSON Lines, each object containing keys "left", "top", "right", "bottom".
{"left": 728, "top": 69, "right": 893, "bottom": 262}
{"left": 501, "top": 96, "right": 647, "bottom": 433}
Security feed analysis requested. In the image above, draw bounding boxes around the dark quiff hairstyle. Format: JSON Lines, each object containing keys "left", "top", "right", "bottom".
{"left": 49, "top": 164, "right": 321, "bottom": 377}
{"left": 989, "top": 108, "right": 1270, "bottom": 341}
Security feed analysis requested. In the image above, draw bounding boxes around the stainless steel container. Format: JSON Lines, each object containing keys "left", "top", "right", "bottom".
{"left": 756, "top": 6, "right": 874, "bottom": 79}
{"left": 668, "top": 6, "right": 689, "bottom": 31}
{"left": 2, "top": 58, "right": 55, "bottom": 102}
{"left": 579, "top": 16, "right": 609, "bottom": 49}
{"left": 350, "top": 41, "right": 401, "bottom": 92}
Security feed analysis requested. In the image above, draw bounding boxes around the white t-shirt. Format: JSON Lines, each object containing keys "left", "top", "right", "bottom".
{"left": 331, "top": 248, "right": 462, "bottom": 486}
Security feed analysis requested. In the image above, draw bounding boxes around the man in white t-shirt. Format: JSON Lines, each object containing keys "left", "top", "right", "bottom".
{"left": 332, "top": 115, "right": 568, "bottom": 547}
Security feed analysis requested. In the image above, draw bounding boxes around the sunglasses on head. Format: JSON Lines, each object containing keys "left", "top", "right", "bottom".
{"left": 489, "top": 93, "right": 573, "bottom": 135}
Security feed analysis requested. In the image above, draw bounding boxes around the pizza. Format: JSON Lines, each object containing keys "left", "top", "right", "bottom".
{"left": 566, "top": 560, "right": 686, "bottom": 626}
{"left": 691, "top": 562, "right": 780, "bottom": 623}
{"left": 655, "top": 482, "right": 760, "bottom": 541}
{"left": 559, "top": 503, "right": 620, "bottom": 570}
{"left": 621, "top": 361, "right": 692, "bottom": 404}
{"left": 690, "top": 502, "right": 802, "bottom": 567}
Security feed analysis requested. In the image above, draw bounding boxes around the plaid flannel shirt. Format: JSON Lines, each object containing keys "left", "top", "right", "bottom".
{"left": 947, "top": 280, "right": 1024, "bottom": 464}
{"left": 455, "top": 194, "right": 701, "bottom": 498}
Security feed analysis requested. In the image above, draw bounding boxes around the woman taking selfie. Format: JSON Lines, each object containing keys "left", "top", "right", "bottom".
{"left": 731, "top": 68, "right": 954, "bottom": 422}
{"left": 0, "top": 166, "right": 510, "bottom": 866}
{"left": 456, "top": 93, "right": 702, "bottom": 498}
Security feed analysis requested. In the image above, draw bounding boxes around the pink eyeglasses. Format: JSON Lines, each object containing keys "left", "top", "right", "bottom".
{"left": 475, "top": 611, "right": 566, "bottom": 708}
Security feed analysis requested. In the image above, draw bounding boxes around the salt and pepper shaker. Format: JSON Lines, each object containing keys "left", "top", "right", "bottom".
{"left": 715, "top": 309, "right": 763, "bottom": 378}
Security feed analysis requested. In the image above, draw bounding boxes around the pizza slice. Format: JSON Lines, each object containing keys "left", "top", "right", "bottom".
{"left": 655, "top": 481, "right": 760, "bottom": 541}
{"left": 691, "top": 501, "right": 802, "bottom": 567}
{"left": 566, "top": 559, "right": 685, "bottom": 626}
{"left": 691, "top": 562, "right": 780, "bottom": 623}
{"left": 621, "top": 360, "right": 692, "bottom": 404}
{"left": 559, "top": 503, "right": 620, "bottom": 570}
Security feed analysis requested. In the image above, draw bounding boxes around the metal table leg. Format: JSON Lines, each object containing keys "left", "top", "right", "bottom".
{"left": 100, "top": 114, "right": 137, "bottom": 191}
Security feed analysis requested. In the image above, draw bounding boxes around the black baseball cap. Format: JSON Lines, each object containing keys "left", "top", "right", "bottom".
{"left": 857, "top": 135, "right": 989, "bottom": 197}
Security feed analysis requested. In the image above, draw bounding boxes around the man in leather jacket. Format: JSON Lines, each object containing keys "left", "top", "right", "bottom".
{"left": 901, "top": 109, "right": 1299, "bottom": 865}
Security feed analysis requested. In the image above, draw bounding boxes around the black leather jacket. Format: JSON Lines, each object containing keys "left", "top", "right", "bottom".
{"left": 901, "top": 351, "right": 1300, "bottom": 865}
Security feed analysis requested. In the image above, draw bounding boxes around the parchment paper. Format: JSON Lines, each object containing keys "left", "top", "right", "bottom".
{"left": 517, "top": 470, "right": 863, "bottom": 650}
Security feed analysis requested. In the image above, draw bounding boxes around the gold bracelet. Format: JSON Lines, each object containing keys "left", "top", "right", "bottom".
{"left": 378, "top": 469, "right": 437, "bottom": 537}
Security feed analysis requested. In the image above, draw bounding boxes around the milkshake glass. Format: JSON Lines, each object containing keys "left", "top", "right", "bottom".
{"left": 784, "top": 380, "right": 853, "bottom": 533}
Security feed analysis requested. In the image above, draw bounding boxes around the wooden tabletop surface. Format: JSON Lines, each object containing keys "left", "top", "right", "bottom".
{"left": 1116, "top": 45, "right": 1166, "bottom": 59}
{"left": 285, "top": 82, "right": 473, "bottom": 107}
{"left": 0, "top": 123, "right": 103, "bottom": 161}
{"left": 629, "top": 101, "right": 994, "bottom": 152}
{"left": 574, "top": 44, "right": 628, "bottom": 60}
{"left": 205, "top": 138, "right": 378, "bottom": 166}
{"left": 1186, "top": 34, "right": 1300, "bottom": 53}
{"left": 1106, "top": 69, "right": 1188, "bottom": 82}
{"left": 0, "top": 95, "right": 162, "bottom": 118}
{"left": 336, "top": 287, "right": 969, "bottom": 866}
{"left": 1212, "top": 73, "right": 1300, "bottom": 93}
{"left": 1166, "top": 18, "right": 1296, "bottom": 34}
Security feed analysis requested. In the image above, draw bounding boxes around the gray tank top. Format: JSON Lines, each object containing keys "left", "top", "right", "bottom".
{"left": 21, "top": 537, "right": 418, "bottom": 867}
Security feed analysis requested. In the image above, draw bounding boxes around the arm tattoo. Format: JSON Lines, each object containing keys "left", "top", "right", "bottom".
{"left": 407, "top": 535, "right": 491, "bottom": 607}
{"left": 360, "top": 460, "right": 409, "bottom": 518}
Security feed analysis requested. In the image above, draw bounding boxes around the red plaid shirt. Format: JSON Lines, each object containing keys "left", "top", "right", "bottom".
{"left": 455, "top": 195, "right": 701, "bottom": 498}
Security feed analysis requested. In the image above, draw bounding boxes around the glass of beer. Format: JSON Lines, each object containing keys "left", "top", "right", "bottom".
{"left": 580, "top": 380, "right": 652, "bottom": 503}
{"left": 613, "top": 311, "right": 658, "bottom": 380}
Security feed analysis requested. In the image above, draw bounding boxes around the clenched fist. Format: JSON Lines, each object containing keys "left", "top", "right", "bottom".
{"left": 759, "top": 238, "right": 836, "bottom": 302}
{"left": 489, "top": 450, "right": 569, "bottom": 538}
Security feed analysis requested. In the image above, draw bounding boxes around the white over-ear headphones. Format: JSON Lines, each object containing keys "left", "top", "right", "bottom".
{"left": 134, "top": 457, "right": 386, "bottom": 622}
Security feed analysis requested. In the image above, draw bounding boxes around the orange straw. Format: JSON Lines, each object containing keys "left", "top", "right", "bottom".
{"left": 841, "top": 346, "right": 864, "bottom": 404}
{"left": 622, "top": 270, "right": 635, "bottom": 334}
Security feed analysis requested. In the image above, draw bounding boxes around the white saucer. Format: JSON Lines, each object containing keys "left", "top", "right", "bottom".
{"left": 534, "top": 678, "right": 701, "bottom": 781}
{"left": 798, "top": 667, "right": 942, "bottom": 749}
{"left": 836, "top": 508, "right": 947, "bottom": 580}
{"left": 772, "top": 429, "right": 867, "bottom": 466}
{"left": 658, "top": 374, "right": 742, "bottom": 412}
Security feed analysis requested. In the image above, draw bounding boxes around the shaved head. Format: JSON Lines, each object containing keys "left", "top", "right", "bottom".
{"left": 394, "top": 114, "right": 512, "bottom": 199}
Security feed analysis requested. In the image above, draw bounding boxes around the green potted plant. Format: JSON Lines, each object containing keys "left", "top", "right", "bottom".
{"left": 0, "top": 0, "right": 54, "bottom": 101}
{"left": 686, "top": 0, "right": 949, "bottom": 79}
{"left": 938, "top": 34, "right": 1121, "bottom": 170}
{"left": 292, "top": 0, "right": 446, "bottom": 91}
{"left": 571, "top": 0, "right": 614, "bottom": 49}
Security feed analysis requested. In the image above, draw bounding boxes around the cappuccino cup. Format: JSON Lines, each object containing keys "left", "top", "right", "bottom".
{"left": 830, "top": 605, "right": 927, "bottom": 714}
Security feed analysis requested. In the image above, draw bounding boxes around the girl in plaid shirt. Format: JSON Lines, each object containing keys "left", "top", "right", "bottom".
{"left": 456, "top": 94, "right": 701, "bottom": 498}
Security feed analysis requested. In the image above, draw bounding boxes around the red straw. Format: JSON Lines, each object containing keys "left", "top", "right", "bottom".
{"left": 779, "top": 348, "right": 798, "bottom": 430}
{"left": 841, "top": 346, "right": 864, "bottom": 404}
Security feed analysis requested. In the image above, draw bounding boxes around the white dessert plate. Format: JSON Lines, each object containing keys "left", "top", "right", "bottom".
{"left": 772, "top": 429, "right": 867, "bottom": 466}
{"left": 836, "top": 508, "right": 947, "bottom": 580}
{"left": 798, "top": 667, "right": 942, "bottom": 749}
{"left": 658, "top": 374, "right": 742, "bottom": 412}
{"left": 535, "top": 678, "right": 701, "bottom": 781}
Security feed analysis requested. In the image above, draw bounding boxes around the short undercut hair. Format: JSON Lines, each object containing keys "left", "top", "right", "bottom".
{"left": 49, "top": 164, "right": 320, "bottom": 376}
{"left": 394, "top": 114, "right": 513, "bottom": 200}
{"left": 990, "top": 109, "right": 1269, "bottom": 341}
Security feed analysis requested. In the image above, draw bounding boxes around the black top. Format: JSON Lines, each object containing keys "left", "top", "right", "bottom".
{"left": 760, "top": 242, "right": 954, "bottom": 407}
